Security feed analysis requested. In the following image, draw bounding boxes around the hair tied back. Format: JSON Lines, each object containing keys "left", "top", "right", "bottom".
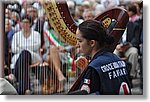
{"left": 105, "top": 34, "right": 114, "bottom": 45}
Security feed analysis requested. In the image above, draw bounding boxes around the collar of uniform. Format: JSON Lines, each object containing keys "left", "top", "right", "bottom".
{"left": 90, "top": 49, "right": 106, "bottom": 62}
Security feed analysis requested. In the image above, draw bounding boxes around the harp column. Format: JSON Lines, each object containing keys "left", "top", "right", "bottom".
{"left": 0, "top": 1, "right": 4, "bottom": 78}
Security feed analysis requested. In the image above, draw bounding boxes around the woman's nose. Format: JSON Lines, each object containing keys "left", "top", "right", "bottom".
{"left": 75, "top": 43, "right": 80, "bottom": 49}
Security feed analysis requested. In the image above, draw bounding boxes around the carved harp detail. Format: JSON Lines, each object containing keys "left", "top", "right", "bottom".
{"left": 43, "top": 0, "right": 129, "bottom": 52}
{"left": 43, "top": 0, "right": 77, "bottom": 46}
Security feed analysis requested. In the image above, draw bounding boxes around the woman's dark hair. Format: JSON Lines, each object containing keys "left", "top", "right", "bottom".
{"left": 78, "top": 20, "right": 114, "bottom": 47}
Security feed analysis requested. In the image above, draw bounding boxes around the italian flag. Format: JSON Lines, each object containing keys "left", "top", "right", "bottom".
{"left": 44, "top": 29, "right": 63, "bottom": 47}
{"left": 43, "top": 29, "right": 75, "bottom": 72}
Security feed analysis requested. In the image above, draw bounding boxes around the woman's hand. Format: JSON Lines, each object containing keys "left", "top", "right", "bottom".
{"left": 75, "top": 56, "right": 89, "bottom": 71}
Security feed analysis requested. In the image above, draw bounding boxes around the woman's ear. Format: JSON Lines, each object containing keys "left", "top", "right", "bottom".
{"left": 90, "top": 40, "right": 96, "bottom": 47}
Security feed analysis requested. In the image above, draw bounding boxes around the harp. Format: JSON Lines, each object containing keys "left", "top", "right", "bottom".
{"left": 42, "top": 0, "right": 129, "bottom": 94}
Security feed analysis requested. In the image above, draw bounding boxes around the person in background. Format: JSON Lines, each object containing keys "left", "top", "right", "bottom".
{"left": 94, "top": 4, "right": 105, "bottom": 16}
{"left": 27, "top": 6, "right": 45, "bottom": 47}
{"left": 82, "top": 9, "right": 95, "bottom": 21}
{"left": 11, "top": 15, "right": 41, "bottom": 94}
{"left": 100, "top": 0, "right": 120, "bottom": 10}
{"left": 114, "top": 3, "right": 141, "bottom": 82}
{"left": 11, "top": 11, "right": 21, "bottom": 32}
{"left": 5, "top": 18, "right": 16, "bottom": 67}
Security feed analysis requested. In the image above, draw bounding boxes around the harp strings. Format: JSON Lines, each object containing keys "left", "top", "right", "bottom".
{"left": 4, "top": 0, "right": 80, "bottom": 95}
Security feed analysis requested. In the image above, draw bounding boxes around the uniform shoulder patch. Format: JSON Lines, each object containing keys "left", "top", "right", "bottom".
{"left": 81, "top": 84, "right": 90, "bottom": 94}
{"left": 84, "top": 79, "right": 90, "bottom": 84}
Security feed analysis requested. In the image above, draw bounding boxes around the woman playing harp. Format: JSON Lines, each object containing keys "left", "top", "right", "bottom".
{"left": 68, "top": 20, "right": 131, "bottom": 95}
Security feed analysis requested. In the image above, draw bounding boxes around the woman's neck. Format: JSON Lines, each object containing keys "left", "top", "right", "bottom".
{"left": 91, "top": 49, "right": 101, "bottom": 59}
{"left": 23, "top": 29, "right": 31, "bottom": 38}
{"left": 91, "top": 46, "right": 105, "bottom": 59}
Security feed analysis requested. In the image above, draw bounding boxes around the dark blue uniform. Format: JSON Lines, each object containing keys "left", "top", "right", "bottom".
{"left": 78, "top": 51, "right": 131, "bottom": 95}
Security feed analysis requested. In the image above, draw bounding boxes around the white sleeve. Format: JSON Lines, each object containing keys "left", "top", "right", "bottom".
{"left": 11, "top": 32, "right": 23, "bottom": 53}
